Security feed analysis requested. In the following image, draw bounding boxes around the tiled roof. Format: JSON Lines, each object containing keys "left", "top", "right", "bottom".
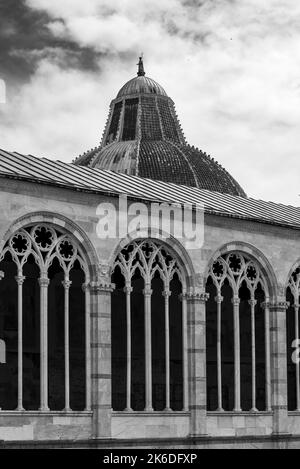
{"left": 0, "top": 148, "right": 299, "bottom": 230}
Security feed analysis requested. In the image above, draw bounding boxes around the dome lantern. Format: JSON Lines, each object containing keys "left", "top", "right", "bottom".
{"left": 74, "top": 59, "right": 246, "bottom": 198}
{"left": 137, "top": 56, "right": 145, "bottom": 77}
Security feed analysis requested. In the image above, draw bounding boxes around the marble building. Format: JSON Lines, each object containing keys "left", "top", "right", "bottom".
{"left": 0, "top": 59, "right": 299, "bottom": 448}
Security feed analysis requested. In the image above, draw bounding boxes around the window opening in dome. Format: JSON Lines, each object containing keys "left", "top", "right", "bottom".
{"left": 107, "top": 101, "right": 123, "bottom": 144}
{"left": 122, "top": 98, "right": 139, "bottom": 141}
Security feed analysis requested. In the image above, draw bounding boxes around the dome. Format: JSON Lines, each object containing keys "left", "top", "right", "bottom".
{"left": 78, "top": 140, "right": 245, "bottom": 196}
{"left": 117, "top": 76, "right": 167, "bottom": 99}
{"left": 117, "top": 57, "right": 167, "bottom": 99}
{"left": 75, "top": 58, "right": 246, "bottom": 198}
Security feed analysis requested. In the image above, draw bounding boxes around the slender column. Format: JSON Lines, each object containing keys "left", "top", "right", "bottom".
{"left": 62, "top": 278, "right": 72, "bottom": 411}
{"left": 82, "top": 282, "right": 91, "bottom": 411}
{"left": 232, "top": 296, "right": 241, "bottom": 412}
{"left": 215, "top": 294, "right": 224, "bottom": 411}
{"left": 294, "top": 303, "right": 300, "bottom": 410}
{"left": 124, "top": 283, "right": 133, "bottom": 411}
{"left": 15, "top": 274, "right": 25, "bottom": 411}
{"left": 39, "top": 275, "right": 50, "bottom": 411}
{"left": 143, "top": 285, "right": 153, "bottom": 411}
{"left": 163, "top": 289, "right": 171, "bottom": 411}
{"left": 264, "top": 301, "right": 271, "bottom": 412}
{"left": 249, "top": 297, "right": 258, "bottom": 411}
{"left": 181, "top": 292, "right": 188, "bottom": 411}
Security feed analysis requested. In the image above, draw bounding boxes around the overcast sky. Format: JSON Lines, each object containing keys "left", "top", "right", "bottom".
{"left": 0, "top": 0, "right": 299, "bottom": 206}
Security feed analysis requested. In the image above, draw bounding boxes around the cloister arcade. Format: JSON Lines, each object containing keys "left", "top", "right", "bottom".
{"left": 0, "top": 217, "right": 298, "bottom": 432}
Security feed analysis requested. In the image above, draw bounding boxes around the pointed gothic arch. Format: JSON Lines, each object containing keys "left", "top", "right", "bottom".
{"left": 286, "top": 262, "right": 300, "bottom": 410}
{"left": 111, "top": 238, "right": 189, "bottom": 412}
{"left": 0, "top": 214, "right": 96, "bottom": 412}
{"left": 205, "top": 248, "right": 272, "bottom": 412}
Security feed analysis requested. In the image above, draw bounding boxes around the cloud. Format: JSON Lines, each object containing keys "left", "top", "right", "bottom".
{"left": 0, "top": 0, "right": 299, "bottom": 206}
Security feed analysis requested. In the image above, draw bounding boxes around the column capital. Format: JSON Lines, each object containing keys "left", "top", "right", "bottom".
{"left": 162, "top": 290, "right": 171, "bottom": 298}
{"left": 38, "top": 277, "right": 50, "bottom": 287}
{"left": 90, "top": 281, "right": 115, "bottom": 293}
{"left": 262, "top": 300, "right": 289, "bottom": 311}
{"left": 248, "top": 299, "right": 257, "bottom": 307}
{"left": 15, "top": 275, "right": 26, "bottom": 285}
{"left": 143, "top": 288, "right": 153, "bottom": 297}
{"left": 184, "top": 289, "right": 209, "bottom": 303}
{"left": 123, "top": 285, "right": 133, "bottom": 294}
{"left": 215, "top": 294, "right": 223, "bottom": 304}
{"left": 231, "top": 297, "right": 240, "bottom": 306}
{"left": 62, "top": 279, "right": 72, "bottom": 289}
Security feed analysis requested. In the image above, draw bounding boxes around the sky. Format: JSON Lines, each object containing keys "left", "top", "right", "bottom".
{"left": 0, "top": 0, "right": 299, "bottom": 206}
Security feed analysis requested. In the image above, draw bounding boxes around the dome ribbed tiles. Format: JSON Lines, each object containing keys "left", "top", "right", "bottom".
{"left": 81, "top": 140, "right": 245, "bottom": 196}
{"left": 117, "top": 76, "right": 167, "bottom": 98}
{"left": 75, "top": 59, "right": 246, "bottom": 198}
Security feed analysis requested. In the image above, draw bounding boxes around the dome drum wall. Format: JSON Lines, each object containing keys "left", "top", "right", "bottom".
{"left": 103, "top": 93, "right": 185, "bottom": 147}
{"left": 75, "top": 60, "right": 246, "bottom": 198}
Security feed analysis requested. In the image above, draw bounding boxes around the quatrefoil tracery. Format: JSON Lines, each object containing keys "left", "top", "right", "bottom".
{"left": 2, "top": 224, "right": 85, "bottom": 276}
{"left": 210, "top": 252, "right": 266, "bottom": 295}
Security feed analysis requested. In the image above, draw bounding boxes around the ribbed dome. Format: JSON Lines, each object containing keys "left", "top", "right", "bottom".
{"left": 117, "top": 76, "right": 167, "bottom": 99}
{"left": 75, "top": 58, "right": 246, "bottom": 198}
{"left": 78, "top": 140, "right": 245, "bottom": 196}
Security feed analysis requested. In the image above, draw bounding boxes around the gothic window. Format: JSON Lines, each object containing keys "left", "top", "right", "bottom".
{"left": 206, "top": 252, "right": 271, "bottom": 412}
{"left": 111, "top": 240, "right": 187, "bottom": 412}
{"left": 286, "top": 265, "right": 300, "bottom": 410}
{"left": 0, "top": 224, "right": 89, "bottom": 411}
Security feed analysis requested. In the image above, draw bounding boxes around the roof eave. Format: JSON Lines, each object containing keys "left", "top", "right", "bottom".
{"left": 0, "top": 172, "right": 299, "bottom": 232}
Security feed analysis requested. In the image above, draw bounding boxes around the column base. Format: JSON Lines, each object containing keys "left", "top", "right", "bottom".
{"left": 163, "top": 407, "right": 173, "bottom": 412}
{"left": 144, "top": 407, "right": 154, "bottom": 412}
{"left": 16, "top": 406, "right": 25, "bottom": 412}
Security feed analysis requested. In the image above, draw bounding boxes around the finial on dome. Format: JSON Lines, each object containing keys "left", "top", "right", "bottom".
{"left": 137, "top": 55, "right": 145, "bottom": 76}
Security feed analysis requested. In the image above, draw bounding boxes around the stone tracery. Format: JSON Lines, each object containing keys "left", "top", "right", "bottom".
{"left": 286, "top": 265, "right": 300, "bottom": 410}
{"left": 0, "top": 224, "right": 89, "bottom": 412}
{"left": 206, "top": 252, "right": 270, "bottom": 412}
{"left": 112, "top": 240, "right": 187, "bottom": 412}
